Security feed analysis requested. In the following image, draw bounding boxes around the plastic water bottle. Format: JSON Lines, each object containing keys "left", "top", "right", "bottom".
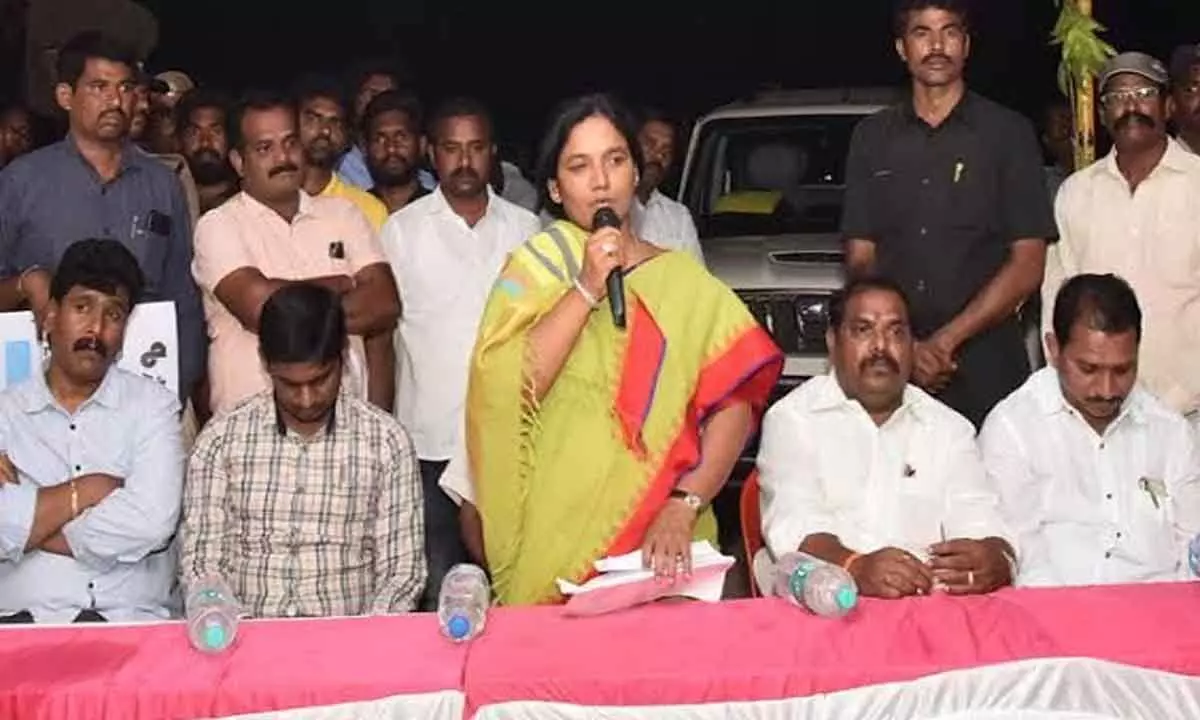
{"left": 1189, "top": 535, "right": 1200, "bottom": 577}
{"left": 769, "top": 552, "right": 858, "bottom": 618}
{"left": 438, "top": 564, "right": 490, "bottom": 642}
{"left": 186, "top": 576, "right": 240, "bottom": 654}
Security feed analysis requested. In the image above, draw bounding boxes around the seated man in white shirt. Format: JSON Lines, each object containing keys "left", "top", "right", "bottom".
{"left": 981, "top": 273, "right": 1200, "bottom": 587}
{"left": 0, "top": 239, "right": 184, "bottom": 623}
{"left": 757, "top": 276, "right": 1014, "bottom": 599}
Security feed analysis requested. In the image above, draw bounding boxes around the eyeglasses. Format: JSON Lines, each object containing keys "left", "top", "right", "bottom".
{"left": 1100, "top": 86, "right": 1161, "bottom": 107}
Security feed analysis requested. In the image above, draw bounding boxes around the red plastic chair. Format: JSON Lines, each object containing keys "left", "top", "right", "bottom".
{"left": 739, "top": 470, "right": 765, "bottom": 597}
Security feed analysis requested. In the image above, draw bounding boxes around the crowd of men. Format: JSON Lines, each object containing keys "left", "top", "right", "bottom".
{"left": 0, "top": 0, "right": 1199, "bottom": 622}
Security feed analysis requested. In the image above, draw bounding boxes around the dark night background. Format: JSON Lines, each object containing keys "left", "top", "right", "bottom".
{"left": 7, "top": 0, "right": 1200, "bottom": 162}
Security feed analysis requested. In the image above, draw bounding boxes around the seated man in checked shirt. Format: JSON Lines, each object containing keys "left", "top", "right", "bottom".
{"left": 757, "top": 276, "right": 1015, "bottom": 599}
{"left": 0, "top": 239, "right": 184, "bottom": 623}
{"left": 982, "top": 274, "right": 1200, "bottom": 587}
{"left": 180, "top": 284, "right": 425, "bottom": 618}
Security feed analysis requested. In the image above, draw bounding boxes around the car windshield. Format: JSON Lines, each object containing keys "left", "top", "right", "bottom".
{"left": 682, "top": 114, "right": 865, "bottom": 238}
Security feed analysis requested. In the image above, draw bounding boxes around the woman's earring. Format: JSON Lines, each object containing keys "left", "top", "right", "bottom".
{"left": 40, "top": 335, "right": 50, "bottom": 360}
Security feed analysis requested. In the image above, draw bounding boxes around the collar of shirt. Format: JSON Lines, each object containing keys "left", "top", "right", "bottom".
{"left": 236, "top": 189, "right": 319, "bottom": 226}
{"left": 59, "top": 135, "right": 146, "bottom": 184}
{"left": 899, "top": 90, "right": 979, "bottom": 131}
{"left": 1097, "top": 137, "right": 1193, "bottom": 183}
{"left": 1028, "top": 365, "right": 1149, "bottom": 432}
{"left": 807, "top": 371, "right": 933, "bottom": 426}
{"left": 428, "top": 185, "right": 499, "bottom": 223}
{"left": 18, "top": 365, "right": 122, "bottom": 415}
{"left": 269, "top": 389, "right": 352, "bottom": 439}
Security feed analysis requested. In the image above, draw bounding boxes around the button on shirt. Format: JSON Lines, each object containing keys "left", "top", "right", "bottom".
{"left": 980, "top": 367, "right": 1200, "bottom": 587}
{"left": 757, "top": 373, "right": 1010, "bottom": 560}
{"left": 193, "top": 191, "right": 388, "bottom": 415}
{"left": 180, "top": 391, "right": 426, "bottom": 618}
{"left": 381, "top": 188, "right": 540, "bottom": 461}
{"left": 1044, "top": 139, "right": 1200, "bottom": 415}
{"left": 633, "top": 189, "right": 705, "bottom": 265}
{"left": 0, "top": 369, "right": 184, "bottom": 623}
{"left": 0, "top": 139, "right": 205, "bottom": 400}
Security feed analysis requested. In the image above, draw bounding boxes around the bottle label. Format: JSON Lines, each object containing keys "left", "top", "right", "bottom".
{"left": 788, "top": 562, "right": 815, "bottom": 598}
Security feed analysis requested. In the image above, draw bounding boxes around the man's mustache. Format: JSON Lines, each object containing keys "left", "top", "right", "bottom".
{"left": 192, "top": 149, "right": 224, "bottom": 164}
{"left": 1085, "top": 395, "right": 1123, "bottom": 407}
{"left": 922, "top": 53, "right": 952, "bottom": 65}
{"left": 450, "top": 168, "right": 479, "bottom": 182}
{"left": 268, "top": 163, "right": 300, "bottom": 177}
{"left": 380, "top": 154, "right": 411, "bottom": 167}
{"left": 859, "top": 352, "right": 900, "bottom": 374}
{"left": 73, "top": 336, "right": 108, "bottom": 356}
{"left": 99, "top": 109, "right": 127, "bottom": 123}
{"left": 1115, "top": 112, "right": 1156, "bottom": 131}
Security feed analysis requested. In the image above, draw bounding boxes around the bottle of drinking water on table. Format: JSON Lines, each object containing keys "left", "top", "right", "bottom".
{"left": 770, "top": 552, "right": 858, "bottom": 618}
{"left": 186, "top": 576, "right": 240, "bottom": 654}
{"left": 439, "top": 564, "right": 490, "bottom": 642}
{"left": 1189, "top": 535, "right": 1200, "bottom": 577}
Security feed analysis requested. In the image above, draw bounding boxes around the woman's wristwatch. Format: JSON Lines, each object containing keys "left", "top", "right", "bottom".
{"left": 669, "top": 489, "right": 704, "bottom": 511}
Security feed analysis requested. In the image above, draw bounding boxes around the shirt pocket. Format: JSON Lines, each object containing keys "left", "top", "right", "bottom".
{"left": 944, "top": 159, "right": 995, "bottom": 233}
{"left": 127, "top": 208, "right": 173, "bottom": 283}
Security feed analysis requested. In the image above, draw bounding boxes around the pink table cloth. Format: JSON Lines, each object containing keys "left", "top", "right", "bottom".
{"left": 0, "top": 614, "right": 466, "bottom": 719}
{"left": 464, "top": 583, "right": 1200, "bottom": 716}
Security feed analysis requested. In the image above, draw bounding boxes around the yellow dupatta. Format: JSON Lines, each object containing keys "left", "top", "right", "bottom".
{"left": 466, "top": 220, "right": 781, "bottom": 605}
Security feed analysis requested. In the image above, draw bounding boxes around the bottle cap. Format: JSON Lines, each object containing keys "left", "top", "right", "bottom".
{"left": 836, "top": 585, "right": 857, "bottom": 611}
{"left": 447, "top": 614, "right": 472, "bottom": 640}
{"left": 202, "top": 622, "right": 227, "bottom": 650}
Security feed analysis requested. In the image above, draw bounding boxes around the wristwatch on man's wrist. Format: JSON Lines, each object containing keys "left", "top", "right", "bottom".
{"left": 669, "top": 489, "right": 704, "bottom": 511}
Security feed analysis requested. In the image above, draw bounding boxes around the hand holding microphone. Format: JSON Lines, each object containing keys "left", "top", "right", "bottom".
{"left": 592, "top": 207, "right": 626, "bottom": 329}
{"left": 576, "top": 207, "right": 627, "bottom": 328}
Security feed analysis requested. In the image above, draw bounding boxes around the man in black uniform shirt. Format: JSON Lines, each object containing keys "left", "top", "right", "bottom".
{"left": 841, "top": 0, "right": 1056, "bottom": 427}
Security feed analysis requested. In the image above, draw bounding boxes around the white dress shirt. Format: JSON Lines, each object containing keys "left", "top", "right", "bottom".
{"left": 633, "top": 189, "right": 705, "bottom": 265}
{"left": 757, "top": 373, "right": 1009, "bottom": 560}
{"left": 0, "top": 368, "right": 184, "bottom": 622}
{"left": 980, "top": 367, "right": 1200, "bottom": 587}
{"left": 381, "top": 187, "right": 540, "bottom": 461}
{"left": 1045, "top": 139, "right": 1200, "bottom": 416}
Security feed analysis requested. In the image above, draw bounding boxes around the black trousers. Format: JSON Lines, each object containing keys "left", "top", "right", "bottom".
{"left": 419, "top": 459, "right": 468, "bottom": 612}
{"left": 932, "top": 320, "right": 1030, "bottom": 429}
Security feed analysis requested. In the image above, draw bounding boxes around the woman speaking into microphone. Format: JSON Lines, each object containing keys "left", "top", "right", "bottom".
{"left": 464, "top": 93, "right": 782, "bottom": 605}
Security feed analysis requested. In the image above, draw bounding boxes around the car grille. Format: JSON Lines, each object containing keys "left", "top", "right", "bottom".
{"left": 738, "top": 291, "right": 831, "bottom": 355}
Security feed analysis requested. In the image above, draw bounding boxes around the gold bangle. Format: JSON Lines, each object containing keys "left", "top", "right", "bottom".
{"left": 69, "top": 479, "right": 79, "bottom": 519}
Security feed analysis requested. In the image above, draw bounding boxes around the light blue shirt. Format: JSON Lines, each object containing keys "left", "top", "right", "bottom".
{"left": 0, "top": 367, "right": 183, "bottom": 622}
{"left": 336, "top": 144, "right": 435, "bottom": 192}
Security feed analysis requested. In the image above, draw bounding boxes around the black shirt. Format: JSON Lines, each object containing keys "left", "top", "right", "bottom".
{"left": 840, "top": 92, "right": 1057, "bottom": 426}
{"left": 841, "top": 91, "right": 1056, "bottom": 335}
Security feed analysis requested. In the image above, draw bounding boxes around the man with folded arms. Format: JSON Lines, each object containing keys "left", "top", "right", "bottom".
{"left": 982, "top": 274, "right": 1200, "bottom": 586}
{"left": 0, "top": 239, "right": 184, "bottom": 623}
{"left": 757, "top": 276, "right": 1014, "bottom": 598}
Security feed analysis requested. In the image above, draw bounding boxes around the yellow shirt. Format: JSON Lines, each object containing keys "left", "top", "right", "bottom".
{"left": 321, "top": 173, "right": 389, "bottom": 231}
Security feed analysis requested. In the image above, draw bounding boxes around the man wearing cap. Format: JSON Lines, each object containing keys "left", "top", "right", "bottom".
{"left": 1044, "top": 52, "right": 1200, "bottom": 428}
{"left": 1169, "top": 45, "right": 1200, "bottom": 154}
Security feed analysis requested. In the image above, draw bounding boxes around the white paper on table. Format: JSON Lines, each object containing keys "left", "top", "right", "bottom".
{"left": 0, "top": 302, "right": 178, "bottom": 396}
{"left": 556, "top": 542, "right": 735, "bottom": 617}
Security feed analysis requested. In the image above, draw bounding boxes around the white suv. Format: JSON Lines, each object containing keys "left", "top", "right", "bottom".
{"left": 679, "top": 88, "right": 899, "bottom": 384}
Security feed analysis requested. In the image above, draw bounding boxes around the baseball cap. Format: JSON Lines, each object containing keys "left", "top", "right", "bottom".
{"left": 1099, "top": 52, "right": 1169, "bottom": 91}
{"left": 155, "top": 71, "right": 195, "bottom": 97}
{"left": 1170, "top": 44, "right": 1200, "bottom": 84}
{"left": 134, "top": 63, "right": 170, "bottom": 93}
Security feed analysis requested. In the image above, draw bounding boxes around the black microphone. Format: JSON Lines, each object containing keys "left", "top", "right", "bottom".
{"left": 593, "top": 207, "right": 626, "bottom": 329}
